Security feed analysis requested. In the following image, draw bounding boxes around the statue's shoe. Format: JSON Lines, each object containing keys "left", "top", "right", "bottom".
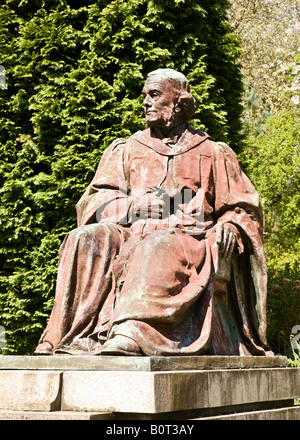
{"left": 101, "top": 335, "right": 142, "bottom": 356}
{"left": 33, "top": 341, "right": 53, "bottom": 355}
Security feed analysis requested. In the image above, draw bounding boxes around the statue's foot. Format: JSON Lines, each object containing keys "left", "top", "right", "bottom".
{"left": 33, "top": 341, "right": 53, "bottom": 355}
{"left": 101, "top": 335, "right": 142, "bottom": 356}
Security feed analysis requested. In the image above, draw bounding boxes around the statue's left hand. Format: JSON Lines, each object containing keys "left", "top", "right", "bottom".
{"left": 215, "top": 222, "right": 241, "bottom": 259}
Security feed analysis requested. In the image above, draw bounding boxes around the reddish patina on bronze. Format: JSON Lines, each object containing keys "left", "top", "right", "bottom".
{"left": 34, "top": 69, "right": 273, "bottom": 356}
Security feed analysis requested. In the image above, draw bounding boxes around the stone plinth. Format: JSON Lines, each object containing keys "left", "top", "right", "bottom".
{"left": 59, "top": 367, "right": 299, "bottom": 415}
{"left": 0, "top": 355, "right": 299, "bottom": 420}
{"left": 0, "top": 354, "right": 288, "bottom": 371}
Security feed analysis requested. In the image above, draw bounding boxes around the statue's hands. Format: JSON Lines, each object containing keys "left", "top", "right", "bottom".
{"left": 133, "top": 192, "right": 166, "bottom": 219}
{"left": 215, "top": 222, "right": 241, "bottom": 259}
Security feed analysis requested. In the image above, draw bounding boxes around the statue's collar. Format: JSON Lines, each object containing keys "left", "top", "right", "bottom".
{"left": 130, "top": 125, "right": 210, "bottom": 156}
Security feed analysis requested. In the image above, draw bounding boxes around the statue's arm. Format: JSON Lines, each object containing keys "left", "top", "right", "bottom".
{"left": 208, "top": 140, "right": 265, "bottom": 293}
{"left": 212, "top": 141, "right": 264, "bottom": 239}
{"left": 75, "top": 139, "right": 132, "bottom": 226}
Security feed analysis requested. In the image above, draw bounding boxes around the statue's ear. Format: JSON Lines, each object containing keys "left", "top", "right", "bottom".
{"left": 177, "top": 92, "right": 196, "bottom": 120}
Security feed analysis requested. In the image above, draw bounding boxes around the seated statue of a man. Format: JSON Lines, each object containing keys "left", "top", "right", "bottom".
{"left": 34, "top": 68, "right": 273, "bottom": 356}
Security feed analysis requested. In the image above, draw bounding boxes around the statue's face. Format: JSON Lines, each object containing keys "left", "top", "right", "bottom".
{"left": 142, "top": 79, "right": 181, "bottom": 132}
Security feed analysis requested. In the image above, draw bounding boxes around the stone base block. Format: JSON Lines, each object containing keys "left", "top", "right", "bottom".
{"left": 60, "top": 368, "right": 300, "bottom": 414}
{"left": 0, "top": 356, "right": 299, "bottom": 420}
{"left": 0, "top": 370, "right": 62, "bottom": 411}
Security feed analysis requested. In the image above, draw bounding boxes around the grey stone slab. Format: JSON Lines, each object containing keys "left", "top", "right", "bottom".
{"left": 61, "top": 370, "right": 209, "bottom": 413}
{"left": 0, "top": 354, "right": 288, "bottom": 371}
{"left": 0, "top": 370, "right": 62, "bottom": 411}
{"left": 268, "top": 368, "right": 300, "bottom": 401}
{"left": 208, "top": 368, "right": 270, "bottom": 407}
{"left": 0, "top": 410, "right": 112, "bottom": 420}
{"left": 155, "top": 371, "right": 209, "bottom": 413}
{"left": 196, "top": 405, "right": 300, "bottom": 420}
{"left": 61, "top": 370, "right": 159, "bottom": 413}
{"left": 61, "top": 367, "right": 300, "bottom": 414}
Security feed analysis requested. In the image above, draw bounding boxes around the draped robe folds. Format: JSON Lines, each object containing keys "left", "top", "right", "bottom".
{"left": 38, "top": 125, "right": 273, "bottom": 356}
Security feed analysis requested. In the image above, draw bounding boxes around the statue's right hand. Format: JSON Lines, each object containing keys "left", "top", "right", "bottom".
{"left": 132, "top": 192, "right": 165, "bottom": 219}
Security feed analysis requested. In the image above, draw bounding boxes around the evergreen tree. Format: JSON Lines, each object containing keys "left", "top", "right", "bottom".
{"left": 0, "top": 0, "right": 243, "bottom": 354}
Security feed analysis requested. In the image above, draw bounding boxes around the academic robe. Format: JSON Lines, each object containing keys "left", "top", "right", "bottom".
{"left": 37, "top": 125, "right": 273, "bottom": 356}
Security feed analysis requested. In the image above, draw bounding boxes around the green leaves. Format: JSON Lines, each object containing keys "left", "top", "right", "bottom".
{"left": 241, "top": 109, "right": 300, "bottom": 256}
{"left": 239, "top": 108, "right": 300, "bottom": 354}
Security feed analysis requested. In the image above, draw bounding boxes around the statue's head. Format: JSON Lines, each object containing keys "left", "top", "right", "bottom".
{"left": 142, "top": 68, "right": 196, "bottom": 134}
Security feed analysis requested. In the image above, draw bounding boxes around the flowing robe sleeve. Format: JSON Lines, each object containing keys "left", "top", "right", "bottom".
{"left": 75, "top": 139, "right": 133, "bottom": 227}
{"left": 212, "top": 141, "right": 263, "bottom": 230}
{"left": 211, "top": 141, "right": 271, "bottom": 354}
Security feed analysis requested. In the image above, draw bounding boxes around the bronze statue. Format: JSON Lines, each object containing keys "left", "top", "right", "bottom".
{"left": 34, "top": 68, "right": 273, "bottom": 356}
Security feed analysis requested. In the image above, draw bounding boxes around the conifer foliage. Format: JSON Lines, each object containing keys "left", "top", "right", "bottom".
{"left": 0, "top": 0, "right": 243, "bottom": 353}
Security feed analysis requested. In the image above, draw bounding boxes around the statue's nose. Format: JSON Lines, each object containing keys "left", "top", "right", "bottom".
{"left": 143, "top": 95, "right": 151, "bottom": 108}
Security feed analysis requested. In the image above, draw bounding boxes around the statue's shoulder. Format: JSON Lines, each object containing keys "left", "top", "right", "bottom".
{"left": 105, "top": 130, "right": 148, "bottom": 157}
{"left": 127, "top": 129, "right": 154, "bottom": 150}
{"left": 100, "top": 137, "right": 127, "bottom": 159}
{"left": 185, "top": 125, "right": 212, "bottom": 156}
{"left": 108, "top": 137, "right": 128, "bottom": 151}
{"left": 128, "top": 129, "right": 148, "bottom": 142}
{"left": 212, "top": 140, "right": 238, "bottom": 159}
{"left": 130, "top": 129, "right": 144, "bottom": 139}
{"left": 100, "top": 137, "right": 128, "bottom": 163}
{"left": 188, "top": 125, "right": 238, "bottom": 161}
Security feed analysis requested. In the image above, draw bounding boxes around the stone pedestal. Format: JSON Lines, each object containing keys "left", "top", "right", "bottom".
{"left": 0, "top": 355, "right": 299, "bottom": 420}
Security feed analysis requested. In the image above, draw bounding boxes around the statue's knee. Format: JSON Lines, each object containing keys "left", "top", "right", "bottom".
{"left": 142, "top": 229, "right": 176, "bottom": 250}
{"left": 66, "top": 224, "right": 100, "bottom": 242}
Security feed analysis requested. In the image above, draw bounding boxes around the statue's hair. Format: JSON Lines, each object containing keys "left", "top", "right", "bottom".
{"left": 146, "top": 68, "right": 196, "bottom": 120}
{"left": 147, "top": 68, "right": 190, "bottom": 92}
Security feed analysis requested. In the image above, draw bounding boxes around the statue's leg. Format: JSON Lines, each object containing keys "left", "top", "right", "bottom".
{"left": 101, "top": 229, "right": 210, "bottom": 356}
{"left": 34, "top": 222, "right": 124, "bottom": 355}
